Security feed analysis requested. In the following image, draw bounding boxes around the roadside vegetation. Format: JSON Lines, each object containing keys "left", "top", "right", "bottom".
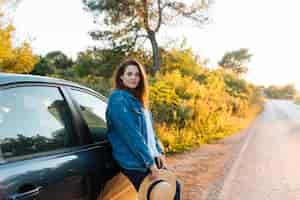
{"left": 263, "top": 84, "right": 300, "bottom": 106}
{"left": 294, "top": 96, "right": 300, "bottom": 105}
{"left": 264, "top": 84, "right": 297, "bottom": 100}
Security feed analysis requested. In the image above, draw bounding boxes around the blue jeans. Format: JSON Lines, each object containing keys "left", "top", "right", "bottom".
{"left": 121, "top": 168, "right": 181, "bottom": 200}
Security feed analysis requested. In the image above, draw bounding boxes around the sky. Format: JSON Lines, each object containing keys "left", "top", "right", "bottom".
{"left": 10, "top": 0, "right": 300, "bottom": 90}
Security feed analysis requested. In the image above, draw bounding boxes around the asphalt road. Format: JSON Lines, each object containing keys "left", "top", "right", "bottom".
{"left": 218, "top": 100, "right": 300, "bottom": 200}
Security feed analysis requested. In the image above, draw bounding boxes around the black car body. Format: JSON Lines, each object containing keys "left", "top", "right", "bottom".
{"left": 0, "top": 73, "right": 119, "bottom": 200}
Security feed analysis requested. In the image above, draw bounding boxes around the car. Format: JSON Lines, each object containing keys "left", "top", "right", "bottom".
{"left": 0, "top": 73, "right": 122, "bottom": 200}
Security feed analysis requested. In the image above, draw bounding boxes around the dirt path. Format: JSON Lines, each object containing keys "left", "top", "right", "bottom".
{"left": 166, "top": 128, "right": 249, "bottom": 200}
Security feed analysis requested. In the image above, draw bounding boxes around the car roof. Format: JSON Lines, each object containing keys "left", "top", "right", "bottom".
{"left": 0, "top": 73, "right": 105, "bottom": 98}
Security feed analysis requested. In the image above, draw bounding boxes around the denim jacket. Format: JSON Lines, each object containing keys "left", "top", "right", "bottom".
{"left": 106, "top": 89, "right": 164, "bottom": 172}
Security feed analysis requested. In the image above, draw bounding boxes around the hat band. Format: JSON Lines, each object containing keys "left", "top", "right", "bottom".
{"left": 146, "top": 180, "right": 164, "bottom": 200}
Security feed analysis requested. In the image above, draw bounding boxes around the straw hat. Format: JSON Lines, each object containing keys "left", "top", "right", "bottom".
{"left": 138, "top": 169, "right": 176, "bottom": 200}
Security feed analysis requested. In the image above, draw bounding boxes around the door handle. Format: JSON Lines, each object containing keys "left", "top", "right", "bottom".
{"left": 6, "top": 186, "right": 42, "bottom": 200}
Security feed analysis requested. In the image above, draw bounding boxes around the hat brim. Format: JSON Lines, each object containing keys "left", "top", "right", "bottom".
{"left": 138, "top": 169, "right": 176, "bottom": 200}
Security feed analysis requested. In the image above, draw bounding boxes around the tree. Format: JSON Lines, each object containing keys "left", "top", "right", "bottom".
{"left": 264, "top": 84, "right": 296, "bottom": 99}
{"left": 218, "top": 48, "right": 252, "bottom": 77}
{"left": 83, "top": 0, "right": 214, "bottom": 74}
{"left": 72, "top": 48, "right": 125, "bottom": 77}
{"left": 222, "top": 71, "right": 249, "bottom": 98}
{"left": 44, "top": 51, "right": 73, "bottom": 69}
{"left": 32, "top": 51, "right": 73, "bottom": 76}
{"left": 0, "top": 0, "right": 21, "bottom": 12}
{"left": 0, "top": 16, "right": 38, "bottom": 73}
{"left": 38, "top": 51, "right": 73, "bottom": 76}
{"left": 281, "top": 84, "right": 296, "bottom": 99}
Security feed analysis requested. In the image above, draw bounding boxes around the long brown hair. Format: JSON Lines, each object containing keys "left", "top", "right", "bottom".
{"left": 112, "top": 59, "right": 149, "bottom": 109}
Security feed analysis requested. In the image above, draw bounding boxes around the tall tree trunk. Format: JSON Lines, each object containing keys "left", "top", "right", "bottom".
{"left": 148, "top": 30, "right": 160, "bottom": 74}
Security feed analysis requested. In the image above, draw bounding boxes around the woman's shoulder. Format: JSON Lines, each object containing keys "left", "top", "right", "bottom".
{"left": 108, "top": 89, "right": 124, "bottom": 102}
{"left": 109, "top": 89, "right": 122, "bottom": 97}
{"left": 109, "top": 89, "right": 129, "bottom": 99}
{"left": 108, "top": 89, "right": 134, "bottom": 105}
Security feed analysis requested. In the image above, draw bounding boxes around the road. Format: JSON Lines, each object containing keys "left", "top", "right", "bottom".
{"left": 218, "top": 100, "right": 300, "bottom": 200}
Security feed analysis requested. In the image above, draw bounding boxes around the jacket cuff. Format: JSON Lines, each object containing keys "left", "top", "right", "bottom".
{"left": 145, "top": 158, "right": 155, "bottom": 169}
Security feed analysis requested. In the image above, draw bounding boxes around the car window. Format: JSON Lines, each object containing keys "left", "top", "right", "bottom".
{"left": 0, "top": 86, "right": 76, "bottom": 162}
{"left": 69, "top": 89, "right": 107, "bottom": 142}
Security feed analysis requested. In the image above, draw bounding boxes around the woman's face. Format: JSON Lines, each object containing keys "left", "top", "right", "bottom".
{"left": 120, "top": 64, "right": 141, "bottom": 89}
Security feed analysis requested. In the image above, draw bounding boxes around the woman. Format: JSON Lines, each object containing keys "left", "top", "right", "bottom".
{"left": 105, "top": 59, "right": 180, "bottom": 199}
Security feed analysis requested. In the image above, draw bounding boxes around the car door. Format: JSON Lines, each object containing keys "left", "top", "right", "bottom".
{"left": 0, "top": 84, "right": 97, "bottom": 200}
{"left": 65, "top": 87, "right": 119, "bottom": 197}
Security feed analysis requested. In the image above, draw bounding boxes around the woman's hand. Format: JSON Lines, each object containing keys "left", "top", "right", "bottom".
{"left": 149, "top": 164, "right": 159, "bottom": 181}
{"left": 155, "top": 155, "right": 167, "bottom": 169}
